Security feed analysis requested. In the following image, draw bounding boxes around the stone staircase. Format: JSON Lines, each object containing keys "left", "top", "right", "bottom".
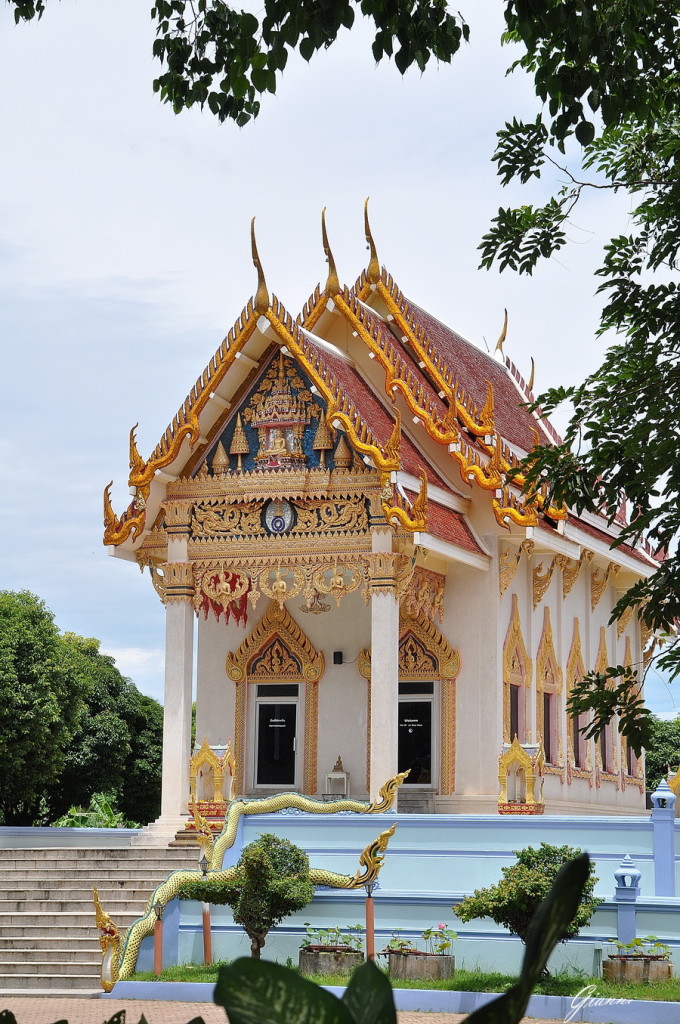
{"left": 0, "top": 846, "right": 192, "bottom": 996}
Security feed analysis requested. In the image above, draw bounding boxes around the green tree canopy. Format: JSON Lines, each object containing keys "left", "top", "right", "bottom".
{"left": 454, "top": 842, "right": 600, "bottom": 949}
{"left": 178, "top": 832, "right": 315, "bottom": 957}
{"left": 643, "top": 715, "right": 680, "bottom": 793}
{"left": 48, "top": 633, "right": 163, "bottom": 826}
{"left": 0, "top": 591, "right": 87, "bottom": 825}
{"left": 0, "top": 591, "right": 162, "bottom": 826}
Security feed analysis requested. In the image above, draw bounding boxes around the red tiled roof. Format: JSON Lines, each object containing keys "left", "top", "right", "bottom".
{"left": 404, "top": 301, "right": 554, "bottom": 453}
{"left": 414, "top": 497, "right": 485, "bottom": 555}
{"left": 564, "top": 515, "right": 659, "bottom": 568}
{"left": 304, "top": 336, "right": 448, "bottom": 489}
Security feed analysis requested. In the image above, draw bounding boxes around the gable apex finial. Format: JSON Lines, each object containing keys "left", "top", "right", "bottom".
{"left": 364, "top": 198, "right": 380, "bottom": 285}
{"left": 494, "top": 308, "right": 508, "bottom": 358}
{"left": 250, "top": 217, "right": 270, "bottom": 314}
{"left": 321, "top": 207, "right": 340, "bottom": 296}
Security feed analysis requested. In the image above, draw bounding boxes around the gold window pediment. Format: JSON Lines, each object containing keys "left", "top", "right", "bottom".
{"left": 226, "top": 601, "right": 324, "bottom": 683}
{"left": 503, "top": 594, "right": 532, "bottom": 688}
{"left": 358, "top": 610, "right": 461, "bottom": 682}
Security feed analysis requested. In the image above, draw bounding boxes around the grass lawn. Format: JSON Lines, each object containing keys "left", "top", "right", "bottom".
{"left": 129, "top": 961, "right": 680, "bottom": 1001}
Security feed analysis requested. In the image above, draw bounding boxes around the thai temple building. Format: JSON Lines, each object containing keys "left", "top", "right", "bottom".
{"left": 103, "top": 207, "right": 659, "bottom": 838}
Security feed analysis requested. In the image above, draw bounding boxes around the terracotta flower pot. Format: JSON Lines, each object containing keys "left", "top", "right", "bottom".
{"left": 603, "top": 956, "right": 673, "bottom": 984}
{"left": 299, "top": 948, "right": 364, "bottom": 976}
{"left": 385, "top": 951, "right": 455, "bottom": 982}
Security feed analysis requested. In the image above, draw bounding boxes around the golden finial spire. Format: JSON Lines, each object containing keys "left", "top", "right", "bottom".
{"left": 364, "top": 198, "right": 380, "bottom": 285}
{"left": 527, "top": 357, "right": 535, "bottom": 393}
{"left": 494, "top": 308, "right": 508, "bottom": 357}
{"left": 251, "top": 217, "right": 270, "bottom": 314}
{"left": 321, "top": 207, "right": 340, "bottom": 296}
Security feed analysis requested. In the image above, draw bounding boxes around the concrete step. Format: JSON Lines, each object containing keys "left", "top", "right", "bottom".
{"left": 0, "top": 868, "right": 193, "bottom": 882}
{"left": 0, "top": 974, "right": 102, "bottom": 991}
{"left": 0, "top": 856, "right": 193, "bottom": 872}
{"left": 0, "top": 913, "right": 141, "bottom": 930}
{"left": 0, "top": 898, "right": 149, "bottom": 913}
{"left": 0, "top": 847, "right": 191, "bottom": 859}
{"left": 0, "top": 936, "right": 96, "bottom": 950}
{"left": 0, "top": 960, "right": 99, "bottom": 976}
{"left": 0, "top": 888, "right": 154, "bottom": 902}
{"left": 1, "top": 948, "right": 101, "bottom": 962}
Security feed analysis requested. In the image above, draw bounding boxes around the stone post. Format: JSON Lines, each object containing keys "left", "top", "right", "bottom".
{"left": 650, "top": 779, "right": 676, "bottom": 897}
{"left": 367, "top": 542, "right": 402, "bottom": 804}
{"left": 613, "top": 854, "right": 641, "bottom": 944}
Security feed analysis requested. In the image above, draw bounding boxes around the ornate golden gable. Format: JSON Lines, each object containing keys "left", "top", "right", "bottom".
{"left": 503, "top": 595, "right": 532, "bottom": 688}
{"left": 226, "top": 602, "right": 324, "bottom": 683}
{"left": 536, "top": 608, "right": 562, "bottom": 695}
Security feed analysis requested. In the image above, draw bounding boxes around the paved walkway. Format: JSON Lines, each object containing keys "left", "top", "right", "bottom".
{"left": 0, "top": 997, "right": 563, "bottom": 1024}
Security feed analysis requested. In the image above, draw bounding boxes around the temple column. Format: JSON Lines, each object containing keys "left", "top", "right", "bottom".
{"left": 367, "top": 536, "right": 402, "bottom": 803}
{"left": 160, "top": 503, "right": 195, "bottom": 823}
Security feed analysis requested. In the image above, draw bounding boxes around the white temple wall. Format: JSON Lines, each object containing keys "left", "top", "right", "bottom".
{"left": 195, "top": 612, "right": 240, "bottom": 749}
{"left": 445, "top": 555, "right": 500, "bottom": 803}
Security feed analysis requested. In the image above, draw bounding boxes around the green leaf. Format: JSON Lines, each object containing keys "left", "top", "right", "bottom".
{"left": 574, "top": 119, "right": 595, "bottom": 146}
{"left": 214, "top": 958, "right": 356, "bottom": 1024}
{"left": 342, "top": 960, "right": 397, "bottom": 1024}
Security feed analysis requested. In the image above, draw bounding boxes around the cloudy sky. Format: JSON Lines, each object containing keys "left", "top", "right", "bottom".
{"left": 1, "top": 0, "right": 674, "bottom": 716}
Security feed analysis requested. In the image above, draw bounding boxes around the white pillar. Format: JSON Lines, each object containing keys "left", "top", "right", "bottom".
{"left": 160, "top": 594, "right": 194, "bottom": 820}
{"left": 367, "top": 535, "right": 400, "bottom": 803}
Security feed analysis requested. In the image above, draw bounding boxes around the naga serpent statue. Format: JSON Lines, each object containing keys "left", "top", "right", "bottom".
{"left": 93, "top": 771, "right": 408, "bottom": 991}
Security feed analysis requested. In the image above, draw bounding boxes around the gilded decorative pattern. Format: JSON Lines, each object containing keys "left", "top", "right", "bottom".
{"left": 382, "top": 468, "right": 429, "bottom": 533}
{"left": 162, "top": 561, "right": 194, "bottom": 602}
{"left": 227, "top": 602, "right": 324, "bottom": 683}
{"left": 502, "top": 595, "right": 532, "bottom": 744}
{"left": 532, "top": 555, "right": 562, "bottom": 609}
{"left": 565, "top": 618, "right": 593, "bottom": 785}
{"left": 95, "top": 780, "right": 406, "bottom": 990}
{"left": 191, "top": 496, "right": 369, "bottom": 540}
{"left": 561, "top": 550, "right": 593, "bottom": 597}
{"left": 499, "top": 540, "right": 534, "bottom": 596}
{"left": 591, "top": 562, "right": 620, "bottom": 611}
{"left": 594, "top": 626, "right": 619, "bottom": 782}
{"left": 403, "top": 566, "right": 446, "bottom": 623}
{"left": 164, "top": 501, "right": 193, "bottom": 533}
{"left": 359, "top": 611, "right": 461, "bottom": 683}
{"left": 616, "top": 604, "right": 634, "bottom": 638}
{"left": 249, "top": 638, "right": 302, "bottom": 679}
{"left": 440, "top": 678, "right": 456, "bottom": 795}
{"left": 497, "top": 737, "right": 545, "bottom": 812}
{"left": 304, "top": 681, "right": 319, "bottom": 795}
{"left": 365, "top": 552, "right": 416, "bottom": 600}
{"left": 535, "top": 608, "right": 564, "bottom": 778}
{"left": 619, "top": 636, "right": 644, "bottom": 791}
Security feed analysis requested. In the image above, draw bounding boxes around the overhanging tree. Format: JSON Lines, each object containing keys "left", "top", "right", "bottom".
{"left": 9, "top": 1, "right": 680, "bottom": 742}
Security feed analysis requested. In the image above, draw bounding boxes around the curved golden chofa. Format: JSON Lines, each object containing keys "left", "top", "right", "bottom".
{"left": 495, "top": 308, "right": 508, "bottom": 356}
{"left": 321, "top": 207, "right": 340, "bottom": 296}
{"left": 364, "top": 198, "right": 380, "bottom": 284}
{"left": 251, "top": 217, "right": 270, "bottom": 315}
{"left": 103, "top": 482, "right": 146, "bottom": 546}
{"left": 381, "top": 468, "right": 428, "bottom": 533}
{"left": 95, "top": 775, "right": 407, "bottom": 989}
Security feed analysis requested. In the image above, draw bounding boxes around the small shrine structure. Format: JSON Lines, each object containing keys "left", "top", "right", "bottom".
{"left": 103, "top": 208, "right": 658, "bottom": 836}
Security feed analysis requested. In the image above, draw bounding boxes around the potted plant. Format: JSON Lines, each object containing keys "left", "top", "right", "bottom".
{"left": 603, "top": 935, "right": 673, "bottom": 983}
{"left": 299, "top": 923, "right": 365, "bottom": 976}
{"left": 379, "top": 924, "right": 456, "bottom": 981}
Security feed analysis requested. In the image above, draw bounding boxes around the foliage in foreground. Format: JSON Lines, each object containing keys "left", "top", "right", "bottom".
{"left": 177, "top": 832, "right": 315, "bottom": 958}
{"left": 455, "top": 843, "right": 600, "bottom": 946}
{"left": 643, "top": 715, "right": 680, "bottom": 793}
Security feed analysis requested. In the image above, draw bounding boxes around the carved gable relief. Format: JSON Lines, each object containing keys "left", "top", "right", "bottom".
{"left": 535, "top": 608, "right": 564, "bottom": 775}
{"left": 226, "top": 602, "right": 324, "bottom": 796}
{"left": 594, "top": 626, "right": 618, "bottom": 782}
{"left": 502, "top": 594, "right": 532, "bottom": 744}
{"left": 566, "top": 618, "right": 592, "bottom": 783}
